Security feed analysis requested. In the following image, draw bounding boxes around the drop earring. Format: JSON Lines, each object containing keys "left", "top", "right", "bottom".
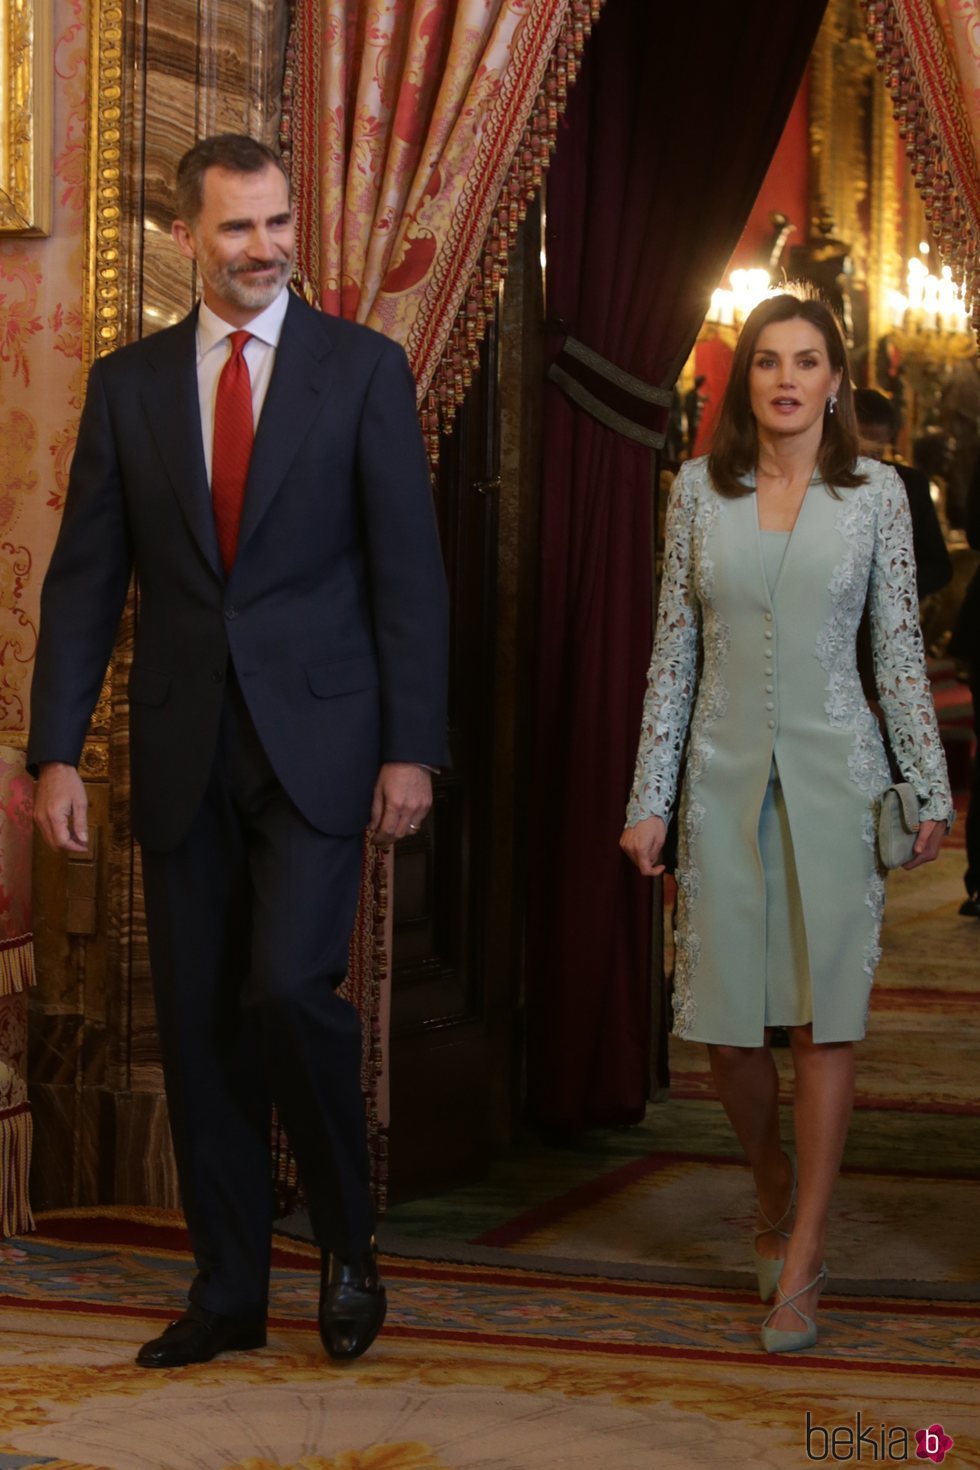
{"left": 827, "top": 392, "right": 838, "bottom": 415}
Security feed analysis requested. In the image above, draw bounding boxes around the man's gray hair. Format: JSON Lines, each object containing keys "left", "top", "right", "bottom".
{"left": 175, "top": 134, "right": 290, "bottom": 224}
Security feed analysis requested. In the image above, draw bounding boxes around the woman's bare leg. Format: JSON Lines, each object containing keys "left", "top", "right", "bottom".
{"left": 765, "top": 1024, "right": 855, "bottom": 1330}
{"left": 707, "top": 1040, "right": 794, "bottom": 1259}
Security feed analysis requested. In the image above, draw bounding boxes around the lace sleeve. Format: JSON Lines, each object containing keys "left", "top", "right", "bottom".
{"left": 868, "top": 466, "right": 954, "bottom": 824}
{"left": 626, "top": 467, "right": 700, "bottom": 826}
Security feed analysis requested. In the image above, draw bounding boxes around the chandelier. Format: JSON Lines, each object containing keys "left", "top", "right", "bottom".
{"left": 706, "top": 269, "right": 776, "bottom": 328}
{"left": 886, "top": 244, "right": 972, "bottom": 351}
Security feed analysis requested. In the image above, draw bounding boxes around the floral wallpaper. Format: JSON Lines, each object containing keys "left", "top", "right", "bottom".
{"left": 0, "top": 0, "right": 87, "bottom": 734}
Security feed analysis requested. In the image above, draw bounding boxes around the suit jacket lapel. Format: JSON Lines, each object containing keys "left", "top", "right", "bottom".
{"left": 140, "top": 308, "right": 224, "bottom": 582}
{"left": 236, "top": 293, "right": 333, "bottom": 557}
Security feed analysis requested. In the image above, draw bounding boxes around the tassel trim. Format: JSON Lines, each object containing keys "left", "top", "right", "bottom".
{"left": 281, "top": 0, "right": 606, "bottom": 466}
{"left": 0, "top": 934, "right": 35, "bottom": 998}
{"left": 863, "top": 0, "right": 980, "bottom": 336}
{"left": 414, "top": 0, "right": 606, "bottom": 463}
{"left": 0, "top": 1104, "right": 35, "bottom": 1238}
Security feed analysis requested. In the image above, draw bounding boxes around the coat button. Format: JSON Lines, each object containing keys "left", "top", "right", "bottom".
{"left": 764, "top": 630, "right": 773, "bottom": 640}
{"left": 767, "top": 719, "right": 776, "bottom": 729}
{"left": 766, "top": 701, "right": 775, "bottom": 711}
{"left": 766, "top": 684, "right": 774, "bottom": 693}
{"left": 224, "top": 606, "right": 238, "bottom": 620}
{"left": 765, "top": 612, "right": 773, "bottom": 622}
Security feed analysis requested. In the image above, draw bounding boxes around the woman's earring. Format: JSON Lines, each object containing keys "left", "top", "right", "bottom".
{"left": 827, "top": 392, "right": 838, "bottom": 415}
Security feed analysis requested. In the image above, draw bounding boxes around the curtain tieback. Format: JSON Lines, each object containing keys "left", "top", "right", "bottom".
{"left": 547, "top": 336, "right": 673, "bottom": 448}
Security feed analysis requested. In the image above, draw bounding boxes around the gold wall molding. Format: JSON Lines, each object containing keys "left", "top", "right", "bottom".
{"left": 810, "top": 0, "right": 910, "bottom": 371}
{"left": 869, "top": 77, "right": 902, "bottom": 372}
{"left": 0, "top": 0, "right": 52, "bottom": 233}
{"left": 79, "top": 0, "right": 125, "bottom": 780}
{"left": 84, "top": 0, "right": 124, "bottom": 370}
{"left": 809, "top": 0, "right": 876, "bottom": 283}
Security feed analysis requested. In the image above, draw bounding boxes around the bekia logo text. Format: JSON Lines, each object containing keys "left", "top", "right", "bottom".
{"left": 806, "top": 1412, "right": 954, "bottom": 1462}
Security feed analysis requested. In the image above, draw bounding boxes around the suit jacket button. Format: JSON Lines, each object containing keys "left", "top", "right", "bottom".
{"left": 224, "top": 606, "right": 238, "bottom": 620}
{"left": 212, "top": 668, "right": 224, "bottom": 683}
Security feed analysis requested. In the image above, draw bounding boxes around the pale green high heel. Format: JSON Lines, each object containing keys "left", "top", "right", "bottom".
{"left": 760, "top": 1264, "right": 828, "bottom": 1353}
{"left": 752, "top": 1151, "right": 797, "bottom": 1303}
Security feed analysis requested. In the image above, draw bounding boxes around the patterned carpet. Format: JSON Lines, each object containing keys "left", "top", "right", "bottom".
{"left": 0, "top": 1209, "right": 978, "bottom": 1469}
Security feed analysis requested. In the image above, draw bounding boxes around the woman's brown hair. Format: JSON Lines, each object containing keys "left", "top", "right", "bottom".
{"left": 707, "top": 291, "right": 866, "bottom": 498}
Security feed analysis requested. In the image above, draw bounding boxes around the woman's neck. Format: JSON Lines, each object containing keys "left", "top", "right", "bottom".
{"left": 756, "top": 425, "right": 822, "bottom": 485}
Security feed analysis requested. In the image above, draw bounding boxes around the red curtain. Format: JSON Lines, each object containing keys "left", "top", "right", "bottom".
{"left": 525, "top": 0, "right": 827, "bottom": 1130}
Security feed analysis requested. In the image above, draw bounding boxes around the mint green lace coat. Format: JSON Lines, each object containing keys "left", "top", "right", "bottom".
{"left": 627, "top": 456, "right": 953, "bottom": 1044}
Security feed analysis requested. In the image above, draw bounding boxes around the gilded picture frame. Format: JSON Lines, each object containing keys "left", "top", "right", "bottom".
{"left": 0, "top": 0, "right": 53, "bottom": 234}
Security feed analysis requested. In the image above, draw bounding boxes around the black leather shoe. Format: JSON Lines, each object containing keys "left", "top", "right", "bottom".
{"left": 319, "top": 1245, "right": 387, "bottom": 1361}
{"left": 136, "top": 1303, "right": 267, "bottom": 1368}
{"left": 959, "top": 894, "right": 980, "bottom": 918}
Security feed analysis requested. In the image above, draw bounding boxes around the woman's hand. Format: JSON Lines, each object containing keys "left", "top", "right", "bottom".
{"left": 902, "top": 817, "right": 945, "bottom": 870}
{"left": 620, "top": 814, "right": 668, "bottom": 877}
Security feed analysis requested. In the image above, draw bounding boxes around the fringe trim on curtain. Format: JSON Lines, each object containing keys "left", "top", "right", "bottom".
{"left": 281, "top": 0, "right": 322, "bottom": 299}
{"left": 280, "top": 0, "right": 606, "bottom": 466}
{"left": 0, "top": 1103, "right": 35, "bottom": 1238}
{"left": 347, "top": 844, "right": 390, "bottom": 1216}
{"left": 419, "top": 0, "right": 604, "bottom": 464}
{"left": 0, "top": 935, "right": 35, "bottom": 998}
{"left": 863, "top": 0, "right": 980, "bottom": 330}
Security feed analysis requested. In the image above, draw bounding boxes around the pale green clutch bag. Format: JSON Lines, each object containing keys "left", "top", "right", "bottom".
{"left": 877, "top": 783, "right": 920, "bottom": 869}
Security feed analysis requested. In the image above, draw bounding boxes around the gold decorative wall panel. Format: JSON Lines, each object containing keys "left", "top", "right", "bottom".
{"left": 809, "top": 0, "right": 915, "bottom": 380}
{"left": 0, "top": 0, "right": 53, "bottom": 234}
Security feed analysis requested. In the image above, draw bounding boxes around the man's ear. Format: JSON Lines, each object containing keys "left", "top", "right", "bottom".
{"left": 172, "top": 218, "right": 196, "bottom": 262}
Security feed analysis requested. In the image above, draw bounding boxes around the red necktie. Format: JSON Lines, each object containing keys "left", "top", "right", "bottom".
{"left": 211, "top": 330, "right": 254, "bottom": 574}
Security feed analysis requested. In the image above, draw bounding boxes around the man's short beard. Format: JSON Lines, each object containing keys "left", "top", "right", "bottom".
{"left": 205, "top": 255, "right": 293, "bottom": 310}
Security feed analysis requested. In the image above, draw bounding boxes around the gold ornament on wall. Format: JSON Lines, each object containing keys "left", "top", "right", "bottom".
{"left": 0, "top": 0, "right": 52, "bottom": 234}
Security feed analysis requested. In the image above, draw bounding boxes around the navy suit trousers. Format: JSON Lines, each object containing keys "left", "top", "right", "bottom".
{"left": 140, "top": 673, "right": 373, "bottom": 1316}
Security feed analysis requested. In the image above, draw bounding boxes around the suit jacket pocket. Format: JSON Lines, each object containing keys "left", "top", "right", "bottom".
{"left": 306, "top": 654, "right": 379, "bottom": 698}
{"left": 128, "top": 666, "right": 171, "bottom": 706}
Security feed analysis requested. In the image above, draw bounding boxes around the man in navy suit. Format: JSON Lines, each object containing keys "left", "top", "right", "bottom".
{"left": 29, "top": 135, "right": 449, "bottom": 1367}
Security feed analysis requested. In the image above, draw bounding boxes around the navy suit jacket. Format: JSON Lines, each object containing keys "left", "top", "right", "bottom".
{"left": 28, "top": 292, "right": 450, "bottom": 851}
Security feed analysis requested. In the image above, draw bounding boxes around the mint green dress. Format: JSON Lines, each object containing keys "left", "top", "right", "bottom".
{"left": 627, "top": 457, "right": 954, "bottom": 1046}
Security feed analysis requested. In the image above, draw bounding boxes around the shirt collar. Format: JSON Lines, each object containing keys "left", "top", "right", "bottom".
{"left": 196, "top": 286, "right": 290, "bottom": 358}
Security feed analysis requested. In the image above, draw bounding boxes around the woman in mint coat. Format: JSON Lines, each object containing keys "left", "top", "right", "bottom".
{"left": 622, "top": 295, "right": 952, "bottom": 1353}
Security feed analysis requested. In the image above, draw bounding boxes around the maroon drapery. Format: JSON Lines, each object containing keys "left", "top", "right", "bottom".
{"left": 525, "top": 0, "right": 828, "bottom": 1130}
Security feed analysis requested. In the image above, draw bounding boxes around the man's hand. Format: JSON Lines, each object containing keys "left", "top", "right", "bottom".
{"left": 368, "top": 763, "right": 432, "bottom": 847}
{"left": 34, "top": 762, "right": 90, "bottom": 854}
{"left": 619, "top": 813, "right": 668, "bottom": 877}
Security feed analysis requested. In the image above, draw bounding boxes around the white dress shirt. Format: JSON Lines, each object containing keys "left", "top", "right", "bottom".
{"left": 196, "top": 287, "right": 290, "bottom": 488}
